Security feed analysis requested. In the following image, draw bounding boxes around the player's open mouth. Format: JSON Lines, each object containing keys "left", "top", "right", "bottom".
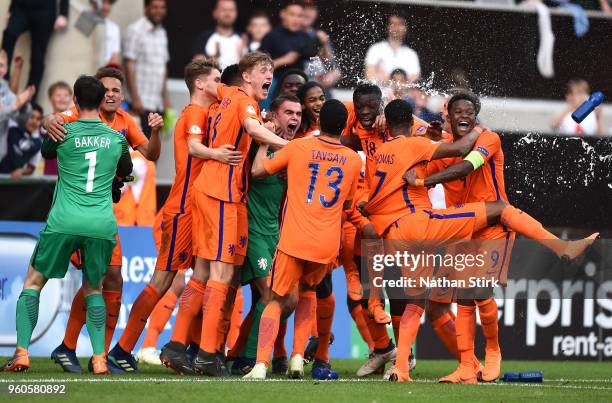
{"left": 458, "top": 120, "right": 470, "bottom": 128}
{"left": 362, "top": 117, "right": 374, "bottom": 126}
{"left": 262, "top": 82, "right": 271, "bottom": 91}
{"left": 312, "top": 108, "right": 321, "bottom": 117}
{"left": 288, "top": 123, "right": 298, "bottom": 132}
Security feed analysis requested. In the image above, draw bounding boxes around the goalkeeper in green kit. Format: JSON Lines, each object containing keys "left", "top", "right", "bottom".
{"left": 2, "top": 75, "right": 133, "bottom": 375}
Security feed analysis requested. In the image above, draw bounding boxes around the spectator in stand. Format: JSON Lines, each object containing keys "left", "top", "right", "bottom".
{"left": 364, "top": 13, "right": 420, "bottom": 84}
{"left": 388, "top": 68, "right": 409, "bottom": 100}
{"left": 92, "top": 0, "right": 121, "bottom": 67}
{"left": 302, "top": 1, "right": 341, "bottom": 94}
{"left": 192, "top": 0, "right": 243, "bottom": 70}
{"left": 124, "top": 0, "right": 169, "bottom": 137}
{"left": 1, "top": 49, "right": 35, "bottom": 162}
{"left": 244, "top": 11, "right": 271, "bottom": 53}
{"left": 406, "top": 86, "right": 440, "bottom": 123}
{"left": 550, "top": 78, "right": 601, "bottom": 135}
{"left": 274, "top": 68, "right": 308, "bottom": 99}
{"left": 1, "top": 0, "right": 69, "bottom": 100}
{"left": 43, "top": 81, "right": 72, "bottom": 175}
{"left": 568, "top": 0, "right": 611, "bottom": 13}
{"left": 260, "top": 0, "right": 317, "bottom": 76}
{"left": 0, "top": 103, "right": 43, "bottom": 179}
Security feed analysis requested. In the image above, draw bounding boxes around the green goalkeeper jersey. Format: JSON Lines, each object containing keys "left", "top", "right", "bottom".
{"left": 41, "top": 118, "right": 132, "bottom": 240}
{"left": 247, "top": 146, "right": 287, "bottom": 236}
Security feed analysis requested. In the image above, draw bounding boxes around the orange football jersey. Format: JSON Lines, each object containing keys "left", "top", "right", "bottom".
{"left": 341, "top": 101, "right": 430, "bottom": 189}
{"left": 60, "top": 107, "right": 147, "bottom": 150}
{"left": 365, "top": 135, "right": 441, "bottom": 235}
{"left": 194, "top": 85, "right": 261, "bottom": 203}
{"left": 263, "top": 136, "right": 361, "bottom": 264}
{"left": 163, "top": 103, "right": 210, "bottom": 214}
{"left": 462, "top": 130, "right": 507, "bottom": 203}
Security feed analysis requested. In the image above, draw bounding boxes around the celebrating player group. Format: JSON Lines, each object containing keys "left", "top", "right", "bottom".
{"left": 2, "top": 51, "right": 598, "bottom": 383}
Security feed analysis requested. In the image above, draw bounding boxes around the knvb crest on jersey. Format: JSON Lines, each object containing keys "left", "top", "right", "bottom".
{"left": 221, "top": 97, "right": 232, "bottom": 109}
{"left": 119, "top": 129, "right": 127, "bottom": 137}
{"left": 257, "top": 257, "right": 268, "bottom": 270}
{"left": 178, "top": 251, "right": 189, "bottom": 262}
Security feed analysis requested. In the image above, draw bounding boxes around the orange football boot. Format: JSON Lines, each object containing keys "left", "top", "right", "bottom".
{"left": 91, "top": 354, "right": 110, "bottom": 375}
{"left": 2, "top": 347, "right": 30, "bottom": 372}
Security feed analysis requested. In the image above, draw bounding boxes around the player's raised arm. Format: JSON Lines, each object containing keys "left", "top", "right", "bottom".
{"left": 243, "top": 117, "right": 288, "bottom": 149}
{"left": 430, "top": 128, "right": 479, "bottom": 160}
{"left": 42, "top": 113, "right": 68, "bottom": 142}
{"left": 252, "top": 140, "right": 292, "bottom": 179}
{"left": 134, "top": 113, "right": 164, "bottom": 161}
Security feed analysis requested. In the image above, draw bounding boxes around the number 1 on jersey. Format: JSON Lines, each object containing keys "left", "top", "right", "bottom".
{"left": 85, "top": 151, "right": 97, "bottom": 192}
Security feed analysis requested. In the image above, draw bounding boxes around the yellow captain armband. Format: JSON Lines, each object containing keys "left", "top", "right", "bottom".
{"left": 464, "top": 151, "right": 485, "bottom": 170}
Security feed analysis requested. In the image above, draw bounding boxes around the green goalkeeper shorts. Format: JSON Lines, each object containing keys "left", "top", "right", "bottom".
{"left": 30, "top": 228, "right": 116, "bottom": 287}
{"left": 241, "top": 232, "right": 278, "bottom": 286}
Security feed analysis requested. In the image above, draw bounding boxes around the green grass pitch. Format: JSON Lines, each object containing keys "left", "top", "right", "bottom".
{"left": 1, "top": 358, "right": 611, "bottom": 402}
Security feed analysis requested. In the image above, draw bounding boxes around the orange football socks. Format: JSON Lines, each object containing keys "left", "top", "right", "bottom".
{"left": 456, "top": 304, "right": 477, "bottom": 372}
{"left": 142, "top": 290, "right": 178, "bottom": 349}
{"left": 315, "top": 293, "right": 335, "bottom": 362}
{"left": 431, "top": 312, "right": 460, "bottom": 360}
{"left": 273, "top": 320, "right": 288, "bottom": 359}
{"left": 63, "top": 287, "right": 86, "bottom": 350}
{"left": 292, "top": 291, "right": 316, "bottom": 358}
{"left": 366, "top": 314, "right": 391, "bottom": 350}
{"left": 395, "top": 304, "right": 424, "bottom": 374}
{"left": 501, "top": 205, "right": 565, "bottom": 255}
{"left": 102, "top": 290, "right": 122, "bottom": 352}
{"left": 350, "top": 304, "right": 374, "bottom": 349}
{"left": 171, "top": 278, "right": 206, "bottom": 346}
{"left": 256, "top": 301, "right": 282, "bottom": 366}
{"left": 118, "top": 285, "right": 161, "bottom": 352}
{"left": 476, "top": 298, "right": 500, "bottom": 352}
{"left": 217, "top": 285, "right": 237, "bottom": 352}
{"left": 199, "top": 280, "right": 229, "bottom": 354}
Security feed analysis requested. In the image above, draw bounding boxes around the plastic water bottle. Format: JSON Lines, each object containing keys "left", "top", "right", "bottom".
{"left": 502, "top": 371, "right": 543, "bottom": 383}
{"left": 571, "top": 92, "right": 605, "bottom": 123}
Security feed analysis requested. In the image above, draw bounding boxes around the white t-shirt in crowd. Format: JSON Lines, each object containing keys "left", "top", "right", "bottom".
{"left": 103, "top": 19, "right": 121, "bottom": 65}
{"left": 204, "top": 32, "right": 243, "bottom": 70}
{"left": 365, "top": 41, "right": 421, "bottom": 80}
{"left": 558, "top": 112, "right": 598, "bottom": 135}
{"left": 365, "top": 41, "right": 421, "bottom": 76}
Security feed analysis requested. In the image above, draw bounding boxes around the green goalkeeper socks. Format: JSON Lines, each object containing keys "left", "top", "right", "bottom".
{"left": 243, "top": 301, "right": 267, "bottom": 359}
{"left": 85, "top": 293, "right": 106, "bottom": 356}
{"left": 16, "top": 289, "right": 40, "bottom": 349}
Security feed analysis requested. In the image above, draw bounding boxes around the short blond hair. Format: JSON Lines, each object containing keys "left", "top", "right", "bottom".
{"left": 238, "top": 52, "right": 273, "bottom": 75}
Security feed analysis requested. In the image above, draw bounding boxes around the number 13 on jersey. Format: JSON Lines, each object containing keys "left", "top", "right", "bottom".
{"left": 306, "top": 162, "right": 344, "bottom": 207}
